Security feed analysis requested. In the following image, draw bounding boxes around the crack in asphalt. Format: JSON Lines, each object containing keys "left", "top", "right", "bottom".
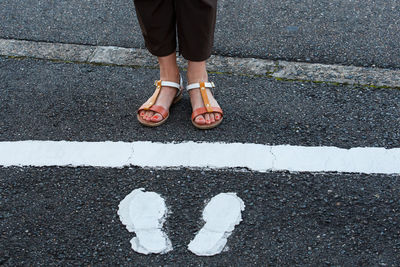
{"left": 269, "top": 146, "right": 277, "bottom": 171}
{"left": 125, "top": 143, "right": 135, "bottom": 167}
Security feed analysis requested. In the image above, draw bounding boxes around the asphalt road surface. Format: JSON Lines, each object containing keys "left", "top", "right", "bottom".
{"left": 2, "top": 167, "right": 399, "bottom": 266}
{"left": 1, "top": 0, "right": 400, "bottom": 264}
{"left": 1, "top": 56, "right": 400, "bottom": 265}
{"left": 1, "top": 0, "right": 400, "bottom": 68}
{"left": 1, "top": 57, "right": 399, "bottom": 147}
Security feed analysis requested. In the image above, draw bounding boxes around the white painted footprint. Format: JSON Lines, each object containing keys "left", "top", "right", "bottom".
{"left": 188, "top": 193, "right": 245, "bottom": 256}
{"left": 117, "top": 188, "right": 172, "bottom": 254}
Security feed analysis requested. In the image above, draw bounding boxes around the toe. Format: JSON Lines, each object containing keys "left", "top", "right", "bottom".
{"left": 204, "top": 113, "right": 211, "bottom": 124}
{"left": 195, "top": 115, "right": 206, "bottom": 125}
{"left": 145, "top": 111, "right": 154, "bottom": 121}
{"left": 142, "top": 111, "right": 148, "bottom": 120}
{"left": 139, "top": 110, "right": 146, "bottom": 118}
{"left": 144, "top": 111, "right": 150, "bottom": 120}
{"left": 215, "top": 113, "right": 221, "bottom": 121}
{"left": 150, "top": 113, "right": 163, "bottom": 122}
{"left": 210, "top": 113, "right": 215, "bottom": 123}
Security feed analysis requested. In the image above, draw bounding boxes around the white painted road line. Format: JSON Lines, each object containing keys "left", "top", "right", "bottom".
{"left": 0, "top": 141, "right": 399, "bottom": 174}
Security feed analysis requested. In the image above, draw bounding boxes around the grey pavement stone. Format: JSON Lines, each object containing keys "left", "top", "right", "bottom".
{"left": 0, "top": 38, "right": 275, "bottom": 76}
{"left": 87, "top": 45, "right": 276, "bottom": 76}
{"left": 89, "top": 45, "right": 158, "bottom": 67}
{"left": 0, "top": 39, "right": 94, "bottom": 62}
{"left": 274, "top": 61, "right": 400, "bottom": 88}
{"left": 1, "top": 38, "right": 399, "bottom": 88}
{"left": 207, "top": 55, "right": 276, "bottom": 76}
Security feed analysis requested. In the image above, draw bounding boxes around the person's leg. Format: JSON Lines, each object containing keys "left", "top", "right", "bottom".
{"left": 139, "top": 53, "right": 180, "bottom": 122}
{"left": 175, "top": 0, "right": 221, "bottom": 126}
{"left": 186, "top": 61, "right": 221, "bottom": 125}
{"left": 133, "top": 0, "right": 181, "bottom": 122}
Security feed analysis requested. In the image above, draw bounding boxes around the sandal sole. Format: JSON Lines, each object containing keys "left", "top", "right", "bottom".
{"left": 192, "top": 117, "right": 223, "bottom": 130}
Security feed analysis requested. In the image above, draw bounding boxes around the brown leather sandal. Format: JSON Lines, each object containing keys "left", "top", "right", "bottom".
{"left": 187, "top": 81, "right": 223, "bottom": 130}
{"left": 137, "top": 77, "right": 184, "bottom": 127}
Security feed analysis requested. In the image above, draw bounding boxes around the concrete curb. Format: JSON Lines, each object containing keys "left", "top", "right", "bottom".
{"left": 1, "top": 38, "right": 399, "bottom": 89}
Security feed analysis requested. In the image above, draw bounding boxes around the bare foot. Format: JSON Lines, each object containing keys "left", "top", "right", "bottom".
{"left": 138, "top": 52, "right": 180, "bottom": 123}
{"left": 187, "top": 61, "right": 221, "bottom": 126}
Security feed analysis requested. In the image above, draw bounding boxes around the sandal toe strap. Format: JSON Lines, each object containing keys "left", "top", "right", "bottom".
{"left": 141, "top": 81, "right": 162, "bottom": 110}
{"left": 191, "top": 107, "right": 223, "bottom": 121}
{"left": 187, "top": 81, "right": 216, "bottom": 113}
{"left": 138, "top": 105, "right": 169, "bottom": 119}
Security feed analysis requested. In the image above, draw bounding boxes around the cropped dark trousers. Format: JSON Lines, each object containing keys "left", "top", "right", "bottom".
{"left": 132, "top": 0, "right": 217, "bottom": 61}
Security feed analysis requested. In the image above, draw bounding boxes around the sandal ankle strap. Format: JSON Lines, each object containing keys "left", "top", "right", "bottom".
{"left": 186, "top": 81, "right": 215, "bottom": 91}
{"left": 154, "top": 76, "right": 183, "bottom": 97}
{"left": 155, "top": 76, "right": 183, "bottom": 90}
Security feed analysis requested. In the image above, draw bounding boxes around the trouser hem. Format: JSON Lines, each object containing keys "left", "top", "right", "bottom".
{"left": 146, "top": 46, "right": 177, "bottom": 58}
